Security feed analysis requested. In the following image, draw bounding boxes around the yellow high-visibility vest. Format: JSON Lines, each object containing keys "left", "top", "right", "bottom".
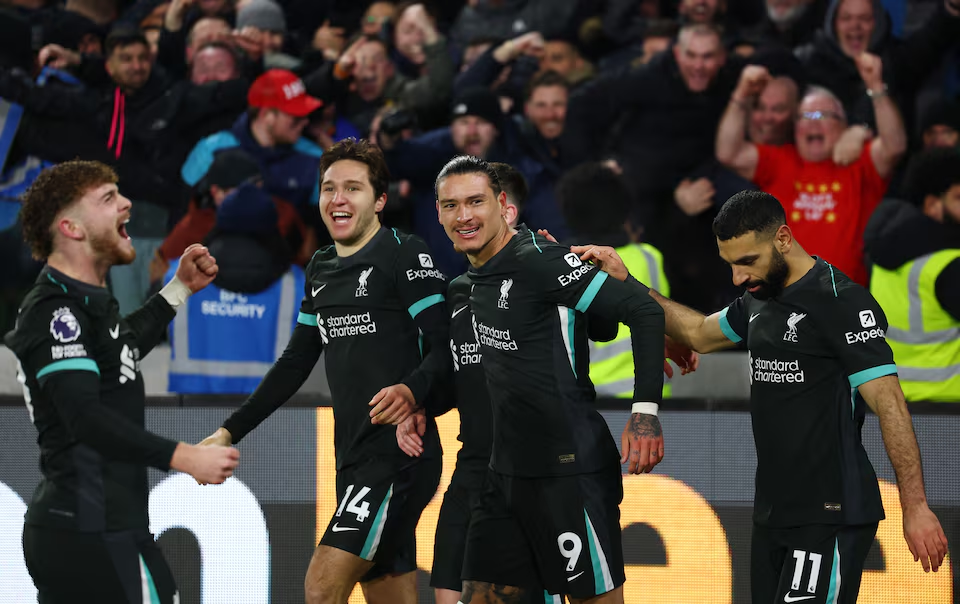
{"left": 589, "top": 243, "right": 671, "bottom": 398}
{"left": 870, "top": 250, "right": 960, "bottom": 402}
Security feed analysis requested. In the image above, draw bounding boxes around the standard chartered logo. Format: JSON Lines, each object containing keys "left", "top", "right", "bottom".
{"left": 752, "top": 355, "right": 805, "bottom": 384}
{"left": 474, "top": 319, "right": 518, "bottom": 351}
{"left": 319, "top": 311, "right": 378, "bottom": 341}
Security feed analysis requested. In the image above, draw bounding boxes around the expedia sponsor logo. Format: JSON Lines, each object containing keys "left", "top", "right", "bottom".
{"left": 406, "top": 268, "right": 444, "bottom": 281}
{"left": 845, "top": 327, "right": 885, "bottom": 345}
{"left": 751, "top": 354, "right": 804, "bottom": 384}
{"left": 557, "top": 263, "right": 595, "bottom": 287}
{"left": 474, "top": 318, "right": 518, "bottom": 351}
{"left": 325, "top": 312, "right": 378, "bottom": 338}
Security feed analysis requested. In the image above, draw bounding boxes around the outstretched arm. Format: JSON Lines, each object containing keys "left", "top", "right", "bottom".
{"left": 858, "top": 375, "right": 948, "bottom": 572}
{"left": 571, "top": 244, "right": 739, "bottom": 353}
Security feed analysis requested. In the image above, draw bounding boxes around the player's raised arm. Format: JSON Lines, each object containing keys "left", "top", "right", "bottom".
{"left": 572, "top": 244, "right": 741, "bottom": 354}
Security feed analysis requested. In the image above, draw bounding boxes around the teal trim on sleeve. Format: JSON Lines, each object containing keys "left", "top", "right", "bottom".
{"left": 408, "top": 294, "right": 444, "bottom": 319}
{"left": 848, "top": 364, "right": 897, "bottom": 389}
{"left": 297, "top": 312, "right": 318, "bottom": 326}
{"left": 717, "top": 307, "right": 743, "bottom": 344}
{"left": 391, "top": 228, "right": 402, "bottom": 244}
{"left": 530, "top": 230, "right": 543, "bottom": 253}
{"left": 574, "top": 272, "right": 609, "bottom": 313}
{"left": 37, "top": 358, "right": 100, "bottom": 379}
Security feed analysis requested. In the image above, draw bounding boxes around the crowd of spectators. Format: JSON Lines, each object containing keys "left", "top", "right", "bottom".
{"left": 0, "top": 0, "right": 958, "bottom": 337}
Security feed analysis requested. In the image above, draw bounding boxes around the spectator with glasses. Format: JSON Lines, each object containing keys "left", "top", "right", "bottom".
{"left": 716, "top": 53, "right": 907, "bottom": 286}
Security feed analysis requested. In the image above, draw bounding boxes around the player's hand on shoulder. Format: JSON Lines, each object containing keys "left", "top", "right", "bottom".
{"left": 570, "top": 244, "right": 629, "bottom": 282}
{"left": 396, "top": 410, "right": 427, "bottom": 457}
{"left": 621, "top": 412, "right": 664, "bottom": 474}
{"left": 903, "top": 503, "right": 949, "bottom": 572}
{"left": 172, "top": 442, "right": 239, "bottom": 485}
{"left": 175, "top": 243, "right": 219, "bottom": 293}
{"left": 369, "top": 383, "right": 418, "bottom": 425}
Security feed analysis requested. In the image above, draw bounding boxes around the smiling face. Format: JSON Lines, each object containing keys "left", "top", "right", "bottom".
{"left": 451, "top": 116, "right": 498, "bottom": 158}
{"left": 795, "top": 92, "right": 847, "bottom": 162}
{"left": 524, "top": 84, "right": 567, "bottom": 141}
{"left": 673, "top": 30, "right": 725, "bottom": 93}
{"left": 834, "top": 0, "right": 875, "bottom": 58}
{"left": 64, "top": 183, "right": 136, "bottom": 266}
{"left": 105, "top": 41, "right": 151, "bottom": 91}
{"left": 749, "top": 77, "right": 798, "bottom": 145}
{"left": 437, "top": 172, "right": 509, "bottom": 264}
{"left": 319, "top": 159, "right": 386, "bottom": 246}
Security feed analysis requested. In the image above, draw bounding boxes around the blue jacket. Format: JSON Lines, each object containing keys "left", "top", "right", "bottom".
{"left": 181, "top": 113, "right": 323, "bottom": 211}
{"left": 166, "top": 261, "right": 305, "bottom": 394}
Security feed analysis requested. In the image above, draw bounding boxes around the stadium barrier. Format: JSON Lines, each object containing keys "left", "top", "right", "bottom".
{"left": 0, "top": 397, "right": 957, "bottom": 604}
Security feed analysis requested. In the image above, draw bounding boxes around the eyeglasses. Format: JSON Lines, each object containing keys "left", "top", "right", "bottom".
{"left": 798, "top": 111, "right": 844, "bottom": 122}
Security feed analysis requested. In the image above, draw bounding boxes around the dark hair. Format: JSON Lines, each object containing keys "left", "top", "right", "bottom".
{"left": 435, "top": 155, "right": 502, "bottom": 199}
{"left": 105, "top": 27, "right": 148, "bottom": 57}
{"left": 20, "top": 160, "right": 118, "bottom": 260}
{"left": 555, "top": 162, "right": 630, "bottom": 239}
{"left": 524, "top": 69, "right": 570, "bottom": 102}
{"left": 319, "top": 138, "right": 391, "bottom": 200}
{"left": 490, "top": 162, "right": 527, "bottom": 211}
{"left": 902, "top": 147, "right": 960, "bottom": 207}
{"left": 186, "top": 16, "right": 231, "bottom": 48}
{"left": 712, "top": 190, "right": 786, "bottom": 241}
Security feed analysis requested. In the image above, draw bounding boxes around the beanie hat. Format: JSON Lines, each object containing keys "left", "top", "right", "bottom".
{"left": 236, "top": 0, "right": 286, "bottom": 34}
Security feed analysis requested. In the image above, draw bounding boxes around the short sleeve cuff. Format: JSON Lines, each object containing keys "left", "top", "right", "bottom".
{"left": 717, "top": 307, "right": 743, "bottom": 344}
{"left": 848, "top": 364, "right": 898, "bottom": 389}
{"left": 575, "top": 271, "right": 609, "bottom": 313}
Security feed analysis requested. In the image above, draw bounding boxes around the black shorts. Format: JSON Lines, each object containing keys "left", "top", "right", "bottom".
{"left": 462, "top": 464, "right": 626, "bottom": 599}
{"left": 319, "top": 455, "right": 441, "bottom": 582}
{"left": 751, "top": 522, "right": 879, "bottom": 604}
{"left": 431, "top": 462, "right": 486, "bottom": 591}
{"left": 22, "top": 524, "right": 178, "bottom": 604}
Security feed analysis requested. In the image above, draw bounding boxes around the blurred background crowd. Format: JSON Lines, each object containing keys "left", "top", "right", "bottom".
{"left": 0, "top": 0, "right": 957, "bottom": 397}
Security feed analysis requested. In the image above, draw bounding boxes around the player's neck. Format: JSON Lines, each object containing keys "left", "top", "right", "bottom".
{"left": 466, "top": 225, "right": 515, "bottom": 268}
{"left": 783, "top": 252, "right": 817, "bottom": 289}
{"left": 335, "top": 221, "right": 381, "bottom": 257}
{"left": 47, "top": 248, "right": 109, "bottom": 288}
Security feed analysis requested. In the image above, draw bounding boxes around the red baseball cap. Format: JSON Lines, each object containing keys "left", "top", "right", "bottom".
{"left": 247, "top": 69, "right": 323, "bottom": 117}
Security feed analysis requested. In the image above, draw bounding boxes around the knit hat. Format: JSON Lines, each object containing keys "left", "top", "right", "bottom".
{"left": 450, "top": 87, "right": 502, "bottom": 129}
{"left": 202, "top": 148, "right": 262, "bottom": 191}
{"left": 216, "top": 182, "right": 278, "bottom": 234}
{"left": 236, "top": 0, "right": 286, "bottom": 34}
{"left": 919, "top": 98, "right": 960, "bottom": 137}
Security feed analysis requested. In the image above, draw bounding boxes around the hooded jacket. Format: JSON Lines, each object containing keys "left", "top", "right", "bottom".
{"left": 863, "top": 199, "right": 960, "bottom": 321}
{"left": 795, "top": 0, "right": 960, "bottom": 129}
{"left": 0, "top": 64, "right": 247, "bottom": 213}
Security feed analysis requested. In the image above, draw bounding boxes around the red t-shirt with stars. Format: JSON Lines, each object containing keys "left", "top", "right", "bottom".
{"left": 752, "top": 142, "right": 889, "bottom": 285}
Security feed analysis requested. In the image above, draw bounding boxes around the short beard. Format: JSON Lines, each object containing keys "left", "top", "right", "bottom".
{"left": 745, "top": 247, "right": 789, "bottom": 300}
{"left": 91, "top": 230, "right": 135, "bottom": 267}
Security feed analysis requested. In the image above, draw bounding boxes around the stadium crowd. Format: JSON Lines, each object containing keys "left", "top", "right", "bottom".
{"left": 0, "top": 0, "right": 958, "bottom": 398}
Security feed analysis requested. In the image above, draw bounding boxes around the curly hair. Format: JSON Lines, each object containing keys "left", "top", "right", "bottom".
{"left": 319, "top": 138, "right": 391, "bottom": 200}
{"left": 20, "top": 160, "right": 118, "bottom": 260}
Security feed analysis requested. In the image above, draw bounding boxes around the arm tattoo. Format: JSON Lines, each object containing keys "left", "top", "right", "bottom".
{"left": 461, "top": 581, "right": 528, "bottom": 604}
{"left": 629, "top": 412, "right": 662, "bottom": 439}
